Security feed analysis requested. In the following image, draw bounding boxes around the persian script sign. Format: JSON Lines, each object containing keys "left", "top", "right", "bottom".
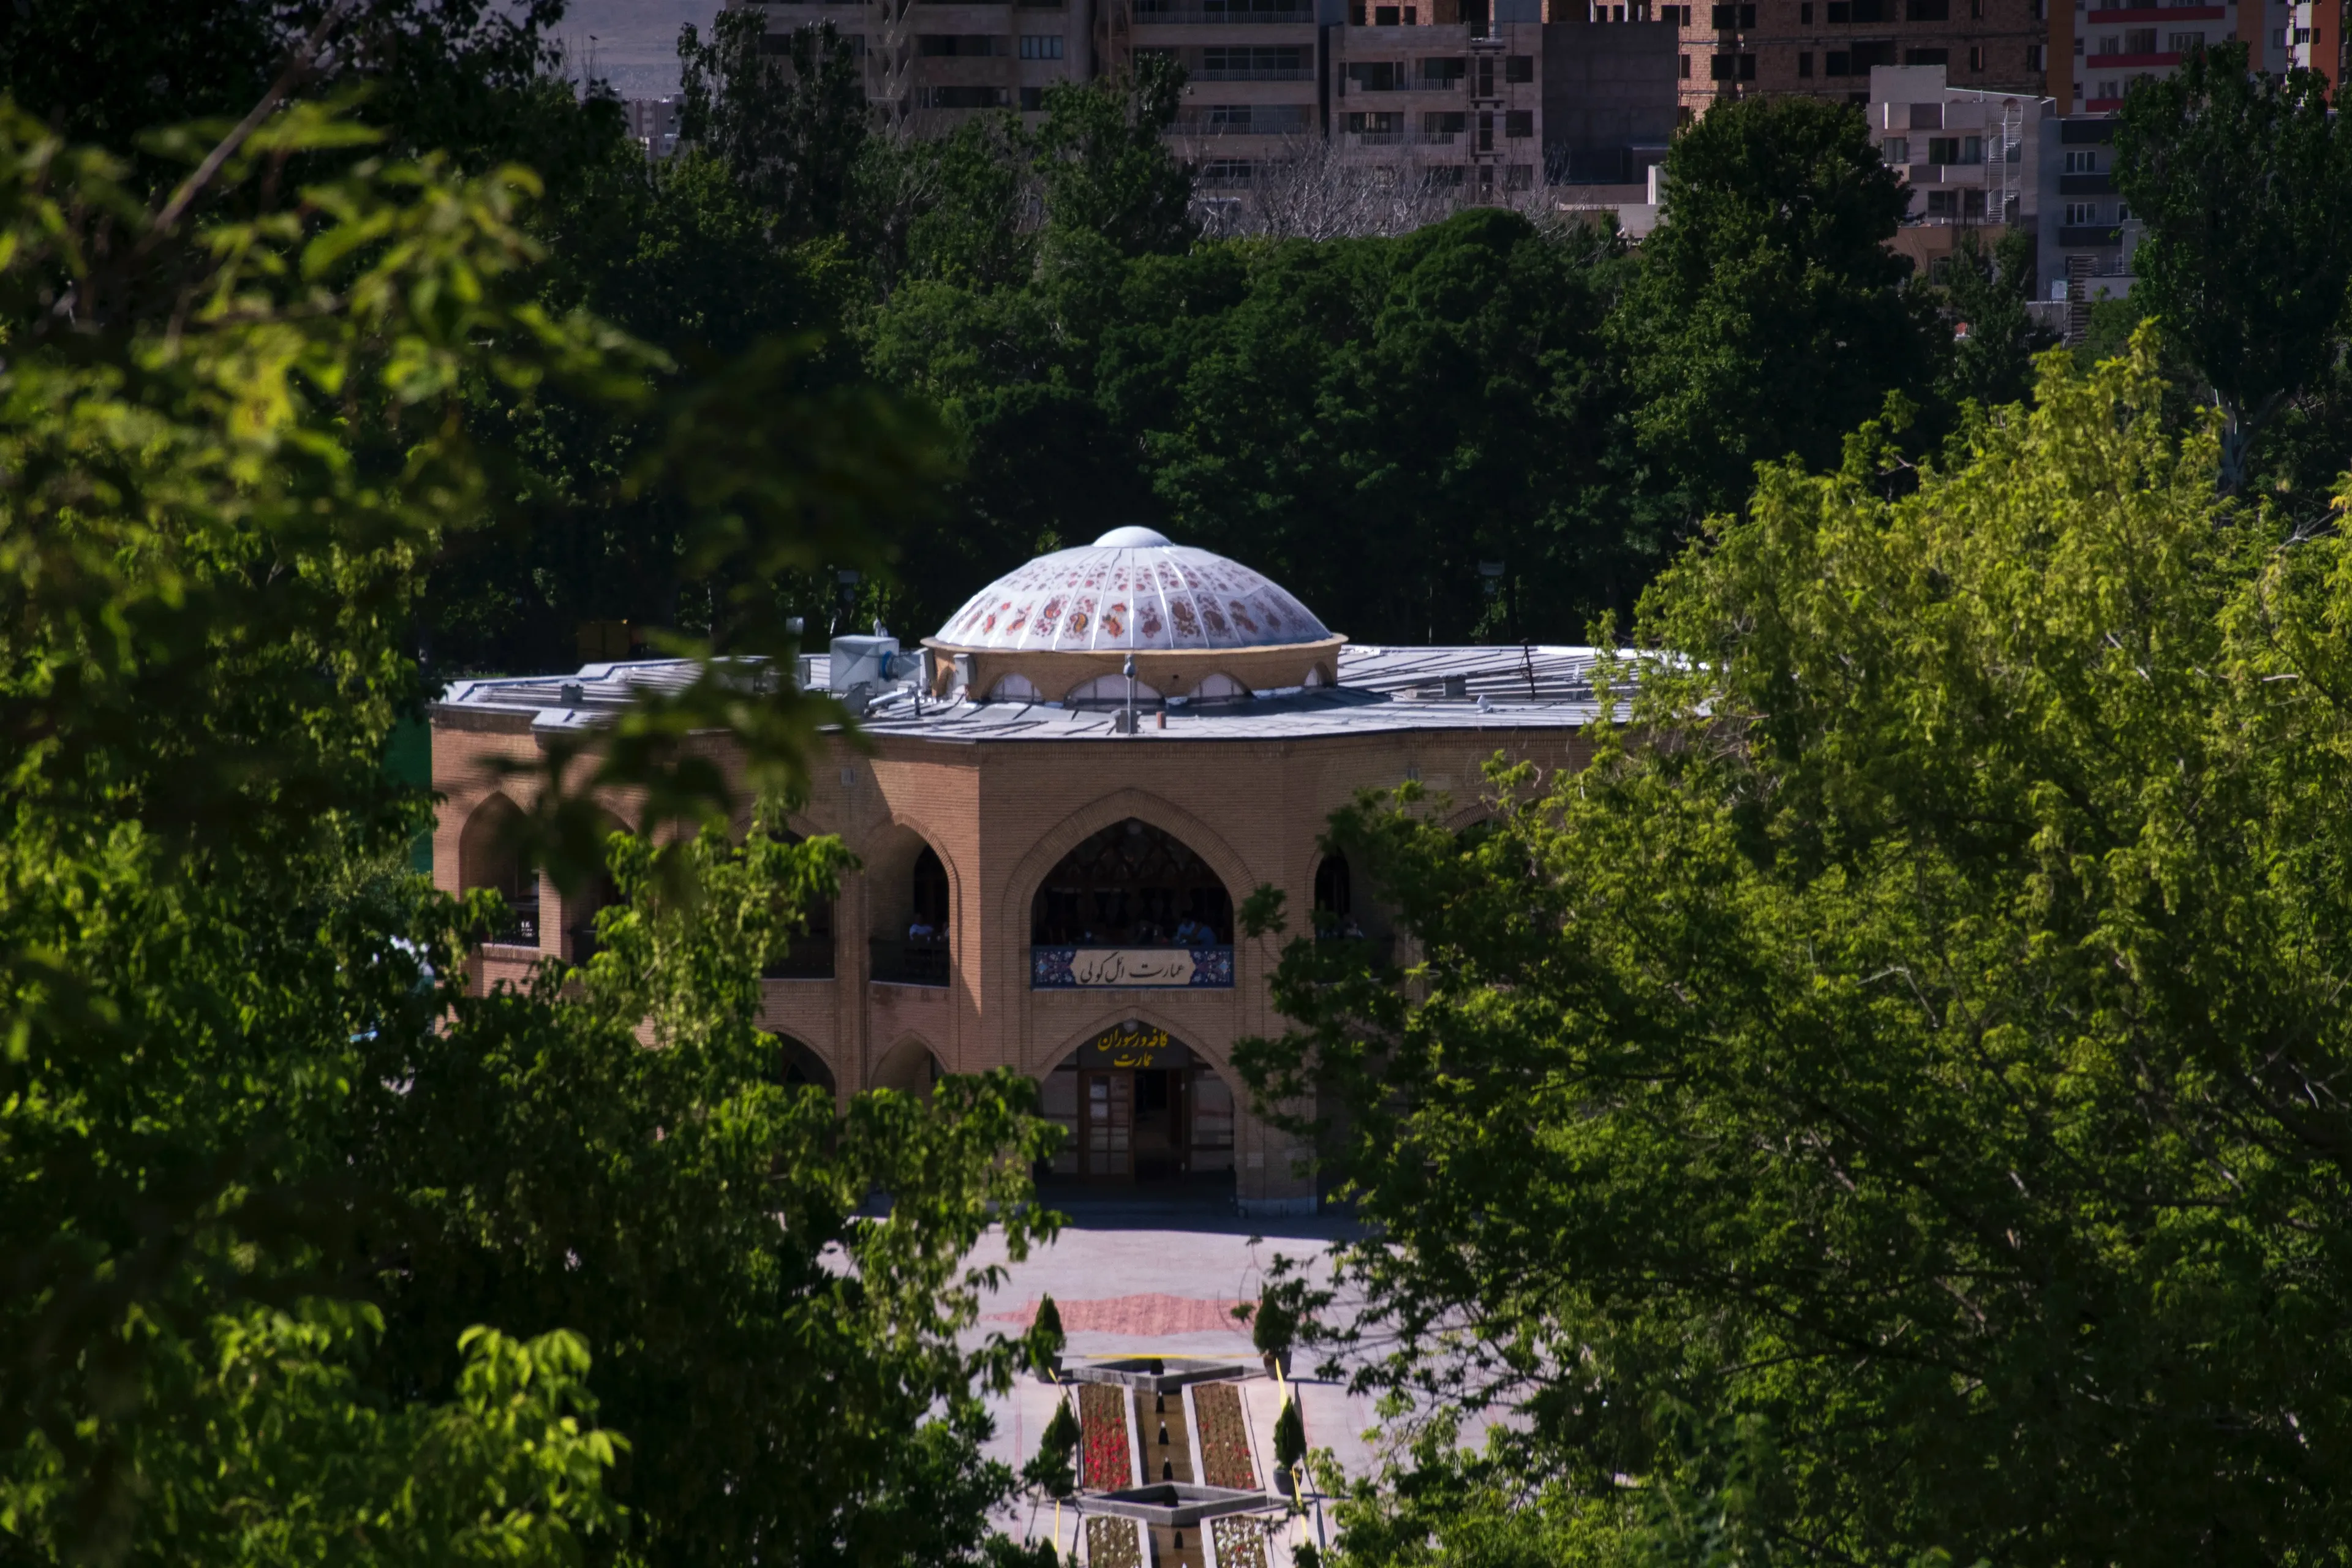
{"left": 1082, "top": 1023, "right": 1183, "bottom": 1069}
{"left": 1030, "top": 946, "right": 1236, "bottom": 990}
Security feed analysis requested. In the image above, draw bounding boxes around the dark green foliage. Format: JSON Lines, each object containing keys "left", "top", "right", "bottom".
{"left": 1249, "top": 1287, "right": 1297, "bottom": 1359}
{"left": 1613, "top": 94, "right": 1936, "bottom": 519}
{"left": 1273, "top": 1398, "right": 1307, "bottom": 1480}
{"left": 1931, "top": 228, "right": 2055, "bottom": 412}
{"left": 1243, "top": 342, "right": 2352, "bottom": 1564}
{"left": 867, "top": 209, "right": 1651, "bottom": 643}
{"left": 679, "top": 8, "right": 870, "bottom": 245}
{"left": 2116, "top": 42, "right": 2352, "bottom": 490}
{"left": 0, "top": 99, "right": 1047, "bottom": 1568}
{"left": 1032, "top": 55, "right": 1198, "bottom": 262}
{"left": 1026, "top": 1398, "right": 1081, "bottom": 1498}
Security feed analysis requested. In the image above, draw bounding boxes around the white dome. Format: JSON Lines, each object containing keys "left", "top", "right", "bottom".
{"left": 935, "top": 532, "right": 1331, "bottom": 652}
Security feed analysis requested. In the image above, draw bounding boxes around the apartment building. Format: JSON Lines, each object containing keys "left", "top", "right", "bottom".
{"left": 736, "top": 0, "right": 1096, "bottom": 125}
{"left": 2051, "top": 0, "right": 2288, "bottom": 114}
{"left": 623, "top": 96, "right": 683, "bottom": 159}
{"left": 1125, "top": 0, "right": 1326, "bottom": 174}
{"left": 1571, "top": 0, "right": 2045, "bottom": 120}
{"left": 1329, "top": 3, "right": 1548, "bottom": 194}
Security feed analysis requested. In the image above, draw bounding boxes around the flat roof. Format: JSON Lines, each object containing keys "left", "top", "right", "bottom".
{"left": 434, "top": 643, "right": 1637, "bottom": 743}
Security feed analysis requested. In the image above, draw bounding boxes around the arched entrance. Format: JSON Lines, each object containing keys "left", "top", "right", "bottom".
{"left": 1038, "top": 1022, "right": 1237, "bottom": 1189}
{"left": 458, "top": 793, "right": 537, "bottom": 943}
{"left": 1030, "top": 818, "right": 1233, "bottom": 948}
{"left": 768, "top": 1033, "right": 837, "bottom": 1098}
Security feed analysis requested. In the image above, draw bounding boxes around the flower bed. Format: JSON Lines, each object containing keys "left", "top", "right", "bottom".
{"left": 1087, "top": 1516, "right": 1143, "bottom": 1568}
{"left": 1212, "top": 1515, "right": 1270, "bottom": 1568}
{"left": 1192, "top": 1381, "right": 1256, "bottom": 1490}
{"left": 1080, "top": 1382, "right": 1132, "bottom": 1490}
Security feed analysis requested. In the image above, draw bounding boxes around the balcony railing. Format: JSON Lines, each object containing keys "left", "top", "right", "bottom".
{"left": 1346, "top": 129, "right": 1458, "bottom": 145}
{"left": 1194, "top": 64, "right": 1315, "bottom": 78}
{"left": 871, "top": 938, "right": 952, "bottom": 987}
{"left": 1135, "top": 5, "right": 1316, "bottom": 21}
{"left": 763, "top": 933, "right": 837, "bottom": 981}
{"left": 1031, "top": 944, "right": 1236, "bottom": 989}
{"left": 481, "top": 901, "right": 540, "bottom": 948}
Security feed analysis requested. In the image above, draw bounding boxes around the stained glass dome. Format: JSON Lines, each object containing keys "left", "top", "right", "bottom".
{"left": 933, "top": 529, "right": 1331, "bottom": 653}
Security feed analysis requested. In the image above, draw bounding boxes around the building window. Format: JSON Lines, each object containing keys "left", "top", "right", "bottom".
{"left": 1506, "top": 53, "right": 1534, "bottom": 80}
{"left": 1423, "top": 109, "right": 1467, "bottom": 132}
{"left": 2168, "top": 31, "right": 2201, "bottom": 50}
{"left": 1681, "top": 51, "right": 1693, "bottom": 74}
{"left": 924, "top": 85, "right": 1012, "bottom": 107}
{"left": 1967, "top": 43, "right": 1984, "bottom": 69}
{"left": 1905, "top": 46, "right": 1949, "bottom": 64}
{"left": 1506, "top": 108, "right": 1534, "bottom": 135}
{"left": 2064, "top": 149, "right": 2096, "bottom": 172}
{"left": 1348, "top": 60, "right": 1408, "bottom": 88}
{"left": 1019, "top": 32, "right": 1063, "bottom": 56}
{"left": 2064, "top": 201, "right": 2100, "bottom": 224}
{"left": 1905, "top": 0, "right": 1947, "bottom": 18}
{"left": 1505, "top": 163, "right": 1534, "bottom": 189}
{"left": 1800, "top": 1, "right": 1812, "bottom": 18}
{"left": 1478, "top": 111, "right": 1495, "bottom": 150}
{"left": 2123, "top": 27, "right": 2156, "bottom": 51}
{"left": 1711, "top": 49, "right": 1735, "bottom": 75}
{"left": 1825, "top": 48, "right": 1851, "bottom": 71}
{"left": 1927, "top": 189, "right": 1960, "bottom": 217}
{"left": 1798, "top": 48, "right": 1814, "bottom": 72}
{"left": 2117, "top": 202, "right": 2133, "bottom": 221}
{"left": 1374, "top": 4, "right": 1400, "bottom": 21}
{"left": 2026, "top": 42, "right": 2043, "bottom": 67}
{"left": 1741, "top": 50, "right": 1757, "bottom": 75}
{"left": 1417, "top": 55, "right": 1466, "bottom": 83}
{"left": 1020, "top": 86, "right": 1044, "bottom": 108}
{"left": 1882, "top": 134, "right": 1908, "bottom": 161}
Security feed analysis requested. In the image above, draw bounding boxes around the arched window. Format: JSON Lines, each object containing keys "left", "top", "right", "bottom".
{"left": 1031, "top": 818, "right": 1233, "bottom": 946}
{"left": 912, "top": 846, "right": 950, "bottom": 932}
{"left": 771, "top": 1034, "right": 837, "bottom": 1096}
{"left": 986, "top": 672, "right": 1041, "bottom": 702}
{"left": 1313, "top": 851, "right": 1353, "bottom": 935}
{"left": 1193, "top": 673, "right": 1249, "bottom": 701}
{"left": 1065, "top": 673, "right": 1165, "bottom": 704}
{"left": 458, "top": 793, "right": 537, "bottom": 943}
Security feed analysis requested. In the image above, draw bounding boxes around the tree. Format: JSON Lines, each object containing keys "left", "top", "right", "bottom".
{"left": 678, "top": 7, "right": 870, "bottom": 245}
{"left": 1273, "top": 1398, "right": 1308, "bottom": 1501}
{"left": 2115, "top": 42, "right": 2352, "bottom": 492}
{"left": 1025, "top": 1398, "right": 1081, "bottom": 1500}
{"left": 1612, "top": 94, "right": 1936, "bottom": 521}
{"left": 1242, "top": 335, "right": 2352, "bottom": 1564}
{"left": 1932, "top": 228, "right": 2056, "bottom": 413}
{"left": 1031, "top": 55, "right": 1197, "bottom": 262}
{"left": 0, "top": 97, "right": 1047, "bottom": 1568}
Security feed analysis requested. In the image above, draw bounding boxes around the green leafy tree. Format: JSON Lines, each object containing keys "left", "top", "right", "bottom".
{"left": 1243, "top": 334, "right": 2352, "bottom": 1565}
{"left": 1613, "top": 94, "right": 1935, "bottom": 519}
{"left": 0, "top": 94, "right": 1045, "bottom": 1568}
{"left": 2116, "top": 42, "right": 2352, "bottom": 492}
{"left": 678, "top": 7, "right": 870, "bottom": 245}
{"left": 1032, "top": 55, "right": 1196, "bottom": 262}
{"left": 1273, "top": 1399, "right": 1307, "bottom": 1500}
{"left": 1025, "top": 1398, "right": 1081, "bottom": 1499}
{"left": 1932, "top": 228, "right": 2055, "bottom": 412}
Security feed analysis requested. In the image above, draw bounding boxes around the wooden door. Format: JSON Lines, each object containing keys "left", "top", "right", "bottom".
{"left": 1082, "top": 1070, "right": 1133, "bottom": 1180}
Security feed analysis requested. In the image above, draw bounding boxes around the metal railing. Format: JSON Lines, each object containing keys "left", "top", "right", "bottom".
{"left": 871, "top": 938, "right": 952, "bottom": 987}
{"left": 1194, "top": 64, "right": 1314, "bottom": 78}
{"left": 481, "top": 902, "right": 540, "bottom": 948}
{"left": 1135, "top": 5, "right": 1316, "bottom": 20}
{"left": 1346, "top": 129, "right": 1458, "bottom": 145}
{"left": 763, "top": 934, "right": 838, "bottom": 981}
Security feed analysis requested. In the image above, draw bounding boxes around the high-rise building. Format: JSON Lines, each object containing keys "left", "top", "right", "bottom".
{"left": 1329, "top": 6, "right": 1549, "bottom": 196}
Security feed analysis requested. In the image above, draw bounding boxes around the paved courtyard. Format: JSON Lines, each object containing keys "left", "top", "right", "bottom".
{"left": 961, "top": 1193, "right": 1380, "bottom": 1564}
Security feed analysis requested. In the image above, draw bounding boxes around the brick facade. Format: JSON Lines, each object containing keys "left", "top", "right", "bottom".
{"left": 433, "top": 697, "right": 1592, "bottom": 1213}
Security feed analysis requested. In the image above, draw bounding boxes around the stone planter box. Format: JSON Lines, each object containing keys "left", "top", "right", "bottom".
{"left": 1063, "top": 1357, "right": 1252, "bottom": 1394}
{"left": 1085, "top": 1482, "right": 1272, "bottom": 1526}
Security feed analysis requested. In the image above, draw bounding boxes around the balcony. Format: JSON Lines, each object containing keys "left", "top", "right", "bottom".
{"left": 2084, "top": 50, "right": 2180, "bottom": 66}
{"left": 1346, "top": 128, "right": 1459, "bottom": 145}
{"left": 1195, "top": 64, "right": 1314, "bottom": 78}
{"left": 1031, "top": 944, "right": 1236, "bottom": 989}
{"left": 1135, "top": 4, "right": 1315, "bottom": 20}
{"left": 2084, "top": 2, "right": 2221, "bottom": 17}
{"left": 480, "top": 901, "right": 540, "bottom": 948}
{"left": 2059, "top": 172, "right": 2114, "bottom": 194}
{"left": 871, "top": 938, "right": 952, "bottom": 987}
{"left": 763, "top": 933, "right": 838, "bottom": 981}
{"left": 2059, "top": 223, "right": 2125, "bottom": 246}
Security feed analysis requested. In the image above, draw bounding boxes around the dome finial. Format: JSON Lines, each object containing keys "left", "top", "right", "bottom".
{"left": 1093, "top": 526, "right": 1172, "bottom": 548}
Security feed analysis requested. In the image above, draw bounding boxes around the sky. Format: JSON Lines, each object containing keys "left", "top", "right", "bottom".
{"left": 547, "top": 0, "right": 718, "bottom": 99}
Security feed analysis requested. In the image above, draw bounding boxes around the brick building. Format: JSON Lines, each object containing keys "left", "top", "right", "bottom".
{"left": 432, "top": 527, "right": 1607, "bottom": 1213}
